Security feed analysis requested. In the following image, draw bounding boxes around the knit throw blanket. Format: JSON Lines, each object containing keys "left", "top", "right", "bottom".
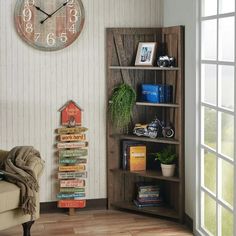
{"left": 0, "top": 146, "right": 42, "bottom": 217}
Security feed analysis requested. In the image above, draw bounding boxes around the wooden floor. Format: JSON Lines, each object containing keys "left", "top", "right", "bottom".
{"left": 1, "top": 210, "right": 193, "bottom": 236}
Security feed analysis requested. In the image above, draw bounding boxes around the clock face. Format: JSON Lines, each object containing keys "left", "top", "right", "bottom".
{"left": 14, "top": 0, "right": 85, "bottom": 51}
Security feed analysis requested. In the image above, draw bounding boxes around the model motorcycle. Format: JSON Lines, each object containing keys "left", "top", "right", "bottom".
{"left": 133, "top": 118, "right": 174, "bottom": 139}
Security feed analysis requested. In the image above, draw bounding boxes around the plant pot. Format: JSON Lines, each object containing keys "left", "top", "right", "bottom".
{"left": 161, "top": 164, "right": 175, "bottom": 177}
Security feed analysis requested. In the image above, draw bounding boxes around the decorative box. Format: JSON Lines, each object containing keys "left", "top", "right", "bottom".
{"left": 141, "top": 84, "right": 160, "bottom": 103}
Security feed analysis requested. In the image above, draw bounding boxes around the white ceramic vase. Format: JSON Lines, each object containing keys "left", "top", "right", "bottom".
{"left": 161, "top": 164, "right": 175, "bottom": 177}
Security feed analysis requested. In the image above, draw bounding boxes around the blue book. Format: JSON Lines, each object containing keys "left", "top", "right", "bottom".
{"left": 159, "top": 85, "right": 165, "bottom": 103}
{"left": 141, "top": 84, "right": 160, "bottom": 103}
{"left": 164, "top": 85, "right": 173, "bottom": 103}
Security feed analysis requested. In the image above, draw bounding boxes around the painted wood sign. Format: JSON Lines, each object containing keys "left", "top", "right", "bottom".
{"left": 58, "top": 134, "right": 86, "bottom": 142}
{"left": 59, "top": 149, "right": 88, "bottom": 158}
{"left": 59, "top": 158, "right": 87, "bottom": 164}
{"left": 58, "top": 200, "right": 86, "bottom": 208}
{"left": 57, "top": 141, "right": 88, "bottom": 149}
{"left": 60, "top": 187, "right": 85, "bottom": 193}
{"left": 59, "top": 164, "right": 86, "bottom": 172}
{"left": 59, "top": 100, "right": 83, "bottom": 127}
{"left": 57, "top": 127, "right": 88, "bottom": 134}
{"left": 57, "top": 192, "right": 85, "bottom": 199}
{"left": 58, "top": 171, "right": 87, "bottom": 179}
{"left": 60, "top": 179, "right": 85, "bottom": 188}
{"left": 56, "top": 101, "right": 88, "bottom": 213}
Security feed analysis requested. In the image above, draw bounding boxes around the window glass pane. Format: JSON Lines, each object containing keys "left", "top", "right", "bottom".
{"left": 202, "top": 0, "right": 217, "bottom": 16}
{"left": 221, "top": 207, "right": 233, "bottom": 236}
{"left": 220, "top": 159, "right": 234, "bottom": 206}
{"left": 202, "top": 149, "right": 216, "bottom": 193}
{"left": 203, "top": 107, "right": 217, "bottom": 150}
{"left": 219, "top": 17, "right": 235, "bottom": 62}
{"left": 219, "top": 112, "right": 234, "bottom": 159}
{"left": 219, "top": 65, "right": 234, "bottom": 110}
{"left": 202, "top": 192, "right": 216, "bottom": 236}
{"left": 201, "top": 20, "right": 217, "bottom": 60}
{"left": 219, "top": 0, "right": 235, "bottom": 14}
{"left": 202, "top": 64, "right": 217, "bottom": 105}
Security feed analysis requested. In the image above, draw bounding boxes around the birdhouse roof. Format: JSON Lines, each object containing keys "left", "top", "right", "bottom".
{"left": 58, "top": 100, "right": 84, "bottom": 112}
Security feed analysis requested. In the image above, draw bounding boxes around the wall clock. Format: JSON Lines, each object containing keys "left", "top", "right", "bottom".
{"left": 14, "top": 0, "right": 85, "bottom": 51}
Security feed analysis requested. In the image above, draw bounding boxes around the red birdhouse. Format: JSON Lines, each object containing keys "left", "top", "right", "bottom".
{"left": 59, "top": 100, "right": 83, "bottom": 127}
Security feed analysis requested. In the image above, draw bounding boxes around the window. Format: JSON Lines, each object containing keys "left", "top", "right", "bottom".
{"left": 198, "top": 0, "right": 235, "bottom": 235}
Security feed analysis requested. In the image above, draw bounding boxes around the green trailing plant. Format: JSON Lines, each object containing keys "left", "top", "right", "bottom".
{"left": 152, "top": 146, "right": 177, "bottom": 165}
{"left": 109, "top": 83, "right": 136, "bottom": 130}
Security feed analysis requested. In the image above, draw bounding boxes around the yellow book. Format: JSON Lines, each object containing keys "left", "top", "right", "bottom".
{"left": 129, "top": 146, "right": 146, "bottom": 171}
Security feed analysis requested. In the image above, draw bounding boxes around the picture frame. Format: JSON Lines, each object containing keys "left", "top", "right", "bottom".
{"left": 135, "top": 42, "right": 157, "bottom": 66}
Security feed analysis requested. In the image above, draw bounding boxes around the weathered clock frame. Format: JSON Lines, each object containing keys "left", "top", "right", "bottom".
{"left": 14, "top": 0, "right": 85, "bottom": 51}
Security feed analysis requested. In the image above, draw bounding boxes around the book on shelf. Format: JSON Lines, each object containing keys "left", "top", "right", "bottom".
{"left": 129, "top": 146, "right": 146, "bottom": 171}
{"left": 138, "top": 192, "right": 160, "bottom": 198}
{"left": 159, "top": 85, "right": 173, "bottom": 103}
{"left": 133, "top": 200, "right": 162, "bottom": 208}
{"left": 121, "top": 140, "right": 146, "bottom": 171}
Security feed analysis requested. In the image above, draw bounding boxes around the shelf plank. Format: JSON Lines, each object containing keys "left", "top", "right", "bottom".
{"left": 111, "top": 201, "right": 179, "bottom": 219}
{"left": 136, "top": 102, "right": 180, "bottom": 108}
{"left": 109, "top": 66, "right": 180, "bottom": 71}
{"left": 111, "top": 134, "right": 180, "bottom": 145}
{"left": 110, "top": 169, "right": 180, "bottom": 182}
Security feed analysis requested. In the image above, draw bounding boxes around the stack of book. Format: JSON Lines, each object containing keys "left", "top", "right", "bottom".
{"left": 134, "top": 183, "right": 163, "bottom": 207}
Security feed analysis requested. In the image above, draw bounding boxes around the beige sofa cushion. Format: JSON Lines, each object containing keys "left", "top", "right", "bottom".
{"left": 0, "top": 181, "right": 20, "bottom": 212}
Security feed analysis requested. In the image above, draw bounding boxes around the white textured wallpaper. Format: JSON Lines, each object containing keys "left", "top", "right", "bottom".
{"left": 0, "top": 0, "right": 163, "bottom": 202}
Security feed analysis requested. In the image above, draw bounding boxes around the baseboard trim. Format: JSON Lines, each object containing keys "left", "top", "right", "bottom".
{"left": 184, "top": 213, "right": 193, "bottom": 231}
{"left": 40, "top": 198, "right": 107, "bottom": 213}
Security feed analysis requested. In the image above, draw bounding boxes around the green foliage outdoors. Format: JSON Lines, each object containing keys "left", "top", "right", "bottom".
{"left": 109, "top": 83, "right": 136, "bottom": 131}
{"left": 203, "top": 108, "right": 234, "bottom": 236}
{"left": 152, "top": 146, "right": 176, "bottom": 165}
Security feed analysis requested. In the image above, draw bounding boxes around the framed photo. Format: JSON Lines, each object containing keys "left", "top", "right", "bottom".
{"left": 135, "top": 42, "right": 157, "bottom": 66}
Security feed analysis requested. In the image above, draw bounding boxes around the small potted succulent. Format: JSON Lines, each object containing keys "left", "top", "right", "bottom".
{"left": 153, "top": 146, "right": 177, "bottom": 177}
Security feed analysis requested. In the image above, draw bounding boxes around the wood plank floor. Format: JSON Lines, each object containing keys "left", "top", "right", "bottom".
{"left": 1, "top": 210, "right": 193, "bottom": 236}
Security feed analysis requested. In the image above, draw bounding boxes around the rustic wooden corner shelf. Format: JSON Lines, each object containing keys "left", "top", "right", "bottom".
{"left": 110, "top": 169, "right": 180, "bottom": 182}
{"left": 111, "top": 201, "right": 179, "bottom": 219}
{"left": 106, "top": 27, "right": 184, "bottom": 222}
{"left": 109, "top": 66, "right": 180, "bottom": 71}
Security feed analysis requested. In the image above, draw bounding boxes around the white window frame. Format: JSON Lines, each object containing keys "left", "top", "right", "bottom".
{"left": 197, "top": 0, "right": 236, "bottom": 235}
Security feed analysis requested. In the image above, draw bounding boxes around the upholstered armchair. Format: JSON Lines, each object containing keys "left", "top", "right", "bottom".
{"left": 0, "top": 149, "right": 44, "bottom": 236}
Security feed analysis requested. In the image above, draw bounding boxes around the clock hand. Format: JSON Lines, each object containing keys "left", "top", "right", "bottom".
{"left": 34, "top": 5, "right": 51, "bottom": 17}
{"left": 40, "top": 1, "right": 68, "bottom": 24}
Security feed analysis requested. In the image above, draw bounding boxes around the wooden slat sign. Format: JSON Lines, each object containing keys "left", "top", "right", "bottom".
{"left": 57, "top": 141, "right": 88, "bottom": 149}
{"left": 57, "top": 192, "right": 85, "bottom": 199}
{"left": 59, "top": 165, "right": 86, "bottom": 172}
{"left": 60, "top": 179, "right": 85, "bottom": 187}
{"left": 58, "top": 172, "right": 87, "bottom": 179}
{"left": 59, "top": 158, "right": 87, "bottom": 164}
{"left": 60, "top": 187, "right": 85, "bottom": 193}
{"left": 59, "top": 149, "right": 88, "bottom": 158}
{"left": 58, "top": 200, "right": 86, "bottom": 208}
{"left": 57, "top": 127, "right": 88, "bottom": 134}
{"left": 58, "top": 134, "right": 86, "bottom": 142}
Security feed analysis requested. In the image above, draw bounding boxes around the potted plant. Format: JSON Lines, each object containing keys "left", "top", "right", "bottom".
{"left": 109, "top": 83, "right": 136, "bottom": 131}
{"left": 153, "top": 146, "right": 177, "bottom": 177}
